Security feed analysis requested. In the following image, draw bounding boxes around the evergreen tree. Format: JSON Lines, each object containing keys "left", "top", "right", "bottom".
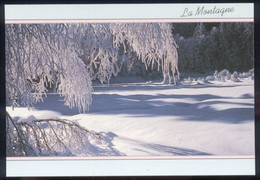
{"left": 193, "top": 23, "right": 207, "bottom": 38}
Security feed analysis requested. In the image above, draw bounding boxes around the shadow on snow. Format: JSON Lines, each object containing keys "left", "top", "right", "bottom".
{"left": 105, "top": 132, "right": 211, "bottom": 156}
{"left": 34, "top": 83, "right": 254, "bottom": 124}
{"left": 90, "top": 85, "right": 253, "bottom": 124}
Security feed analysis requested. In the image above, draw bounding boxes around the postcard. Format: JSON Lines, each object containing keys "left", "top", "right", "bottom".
{"left": 4, "top": 3, "right": 255, "bottom": 176}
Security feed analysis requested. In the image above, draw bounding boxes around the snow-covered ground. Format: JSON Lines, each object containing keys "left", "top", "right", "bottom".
{"left": 7, "top": 73, "right": 254, "bottom": 156}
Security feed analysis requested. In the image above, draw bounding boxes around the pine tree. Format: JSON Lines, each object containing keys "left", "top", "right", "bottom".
{"left": 193, "top": 23, "right": 207, "bottom": 38}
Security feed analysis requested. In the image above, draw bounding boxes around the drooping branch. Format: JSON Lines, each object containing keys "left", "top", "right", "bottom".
{"left": 5, "top": 24, "right": 93, "bottom": 113}
{"left": 6, "top": 114, "right": 124, "bottom": 156}
{"left": 110, "top": 23, "right": 179, "bottom": 84}
{"left": 6, "top": 23, "right": 179, "bottom": 113}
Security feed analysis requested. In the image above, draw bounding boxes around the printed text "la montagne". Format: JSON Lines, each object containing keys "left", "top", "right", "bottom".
{"left": 181, "top": 6, "right": 234, "bottom": 17}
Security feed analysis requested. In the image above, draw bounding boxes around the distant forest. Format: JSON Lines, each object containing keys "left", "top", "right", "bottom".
{"left": 118, "top": 22, "right": 254, "bottom": 78}
{"left": 173, "top": 22, "right": 254, "bottom": 73}
{"left": 172, "top": 23, "right": 219, "bottom": 38}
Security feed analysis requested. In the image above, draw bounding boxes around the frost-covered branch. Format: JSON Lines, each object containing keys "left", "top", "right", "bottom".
{"left": 6, "top": 23, "right": 179, "bottom": 113}
{"left": 6, "top": 24, "right": 93, "bottom": 113}
{"left": 77, "top": 23, "right": 121, "bottom": 85}
{"left": 110, "top": 23, "right": 179, "bottom": 84}
{"left": 6, "top": 113, "right": 121, "bottom": 156}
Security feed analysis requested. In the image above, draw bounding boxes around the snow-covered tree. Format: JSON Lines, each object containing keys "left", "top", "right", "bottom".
{"left": 6, "top": 22, "right": 179, "bottom": 156}
{"left": 110, "top": 23, "right": 179, "bottom": 84}
{"left": 77, "top": 23, "right": 121, "bottom": 85}
{"left": 6, "top": 24, "right": 93, "bottom": 113}
{"left": 6, "top": 22, "right": 179, "bottom": 112}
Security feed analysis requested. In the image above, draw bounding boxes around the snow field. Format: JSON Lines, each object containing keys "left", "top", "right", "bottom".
{"left": 7, "top": 75, "right": 254, "bottom": 156}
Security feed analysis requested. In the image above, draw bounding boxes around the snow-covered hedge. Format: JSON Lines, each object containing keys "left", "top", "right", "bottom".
{"left": 181, "top": 69, "right": 254, "bottom": 85}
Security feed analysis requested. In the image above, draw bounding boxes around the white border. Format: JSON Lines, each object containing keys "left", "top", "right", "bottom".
{"left": 5, "top": 3, "right": 253, "bottom": 21}
{"left": 5, "top": 3, "right": 255, "bottom": 177}
{"left": 7, "top": 159, "right": 255, "bottom": 176}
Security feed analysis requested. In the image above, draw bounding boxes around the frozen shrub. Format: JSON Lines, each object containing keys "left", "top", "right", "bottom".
{"left": 206, "top": 76, "right": 215, "bottom": 81}
{"left": 238, "top": 69, "right": 254, "bottom": 79}
{"left": 231, "top": 71, "right": 239, "bottom": 82}
{"left": 218, "top": 69, "right": 231, "bottom": 81}
{"left": 213, "top": 69, "right": 231, "bottom": 82}
{"left": 213, "top": 70, "right": 219, "bottom": 80}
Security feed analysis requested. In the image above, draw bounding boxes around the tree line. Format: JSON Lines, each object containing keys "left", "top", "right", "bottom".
{"left": 175, "top": 22, "right": 254, "bottom": 73}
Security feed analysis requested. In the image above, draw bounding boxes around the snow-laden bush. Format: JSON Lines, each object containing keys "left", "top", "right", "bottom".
{"left": 206, "top": 76, "right": 215, "bottom": 81}
{"left": 213, "top": 69, "right": 254, "bottom": 82}
{"left": 197, "top": 77, "right": 209, "bottom": 84}
{"left": 181, "top": 69, "right": 254, "bottom": 85}
{"left": 231, "top": 71, "right": 240, "bottom": 82}
{"left": 214, "top": 69, "right": 231, "bottom": 82}
{"left": 238, "top": 68, "right": 254, "bottom": 79}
